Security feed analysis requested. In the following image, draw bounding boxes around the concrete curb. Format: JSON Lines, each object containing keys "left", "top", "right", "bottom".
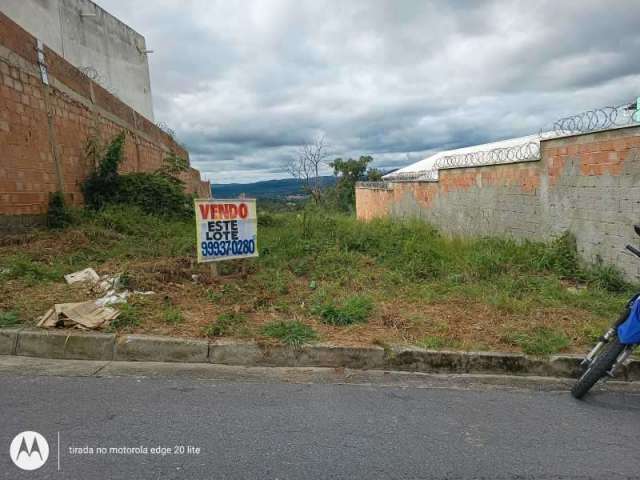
{"left": 1, "top": 328, "right": 638, "bottom": 381}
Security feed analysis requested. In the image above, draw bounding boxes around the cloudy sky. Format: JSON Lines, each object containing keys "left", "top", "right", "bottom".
{"left": 101, "top": 0, "right": 640, "bottom": 183}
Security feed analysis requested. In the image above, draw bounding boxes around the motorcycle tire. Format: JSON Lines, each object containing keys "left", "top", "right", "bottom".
{"left": 571, "top": 338, "right": 625, "bottom": 399}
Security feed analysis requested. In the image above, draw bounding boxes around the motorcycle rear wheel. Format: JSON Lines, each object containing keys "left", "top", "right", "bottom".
{"left": 571, "top": 338, "right": 625, "bottom": 399}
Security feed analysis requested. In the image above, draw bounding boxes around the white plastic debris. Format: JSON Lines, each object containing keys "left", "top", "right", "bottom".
{"left": 95, "top": 274, "right": 122, "bottom": 294}
{"left": 64, "top": 268, "right": 100, "bottom": 285}
{"left": 94, "top": 290, "right": 130, "bottom": 307}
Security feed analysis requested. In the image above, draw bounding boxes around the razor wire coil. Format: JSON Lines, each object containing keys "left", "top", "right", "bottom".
{"left": 552, "top": 102, "right": 638, "bottom": 135}
{"left": 435, "top": 141, "right": 540, "bottom": 170}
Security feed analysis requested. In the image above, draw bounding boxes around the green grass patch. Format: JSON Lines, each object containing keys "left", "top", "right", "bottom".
{"left": 163, "top": 306, "right": 184, "bottom": 325}
{"left": 0, "top": 310, "right": 20, "bottom": 327}
{"left": 0, "top": 254, "right": 64, "bottom": 284}
{"left": 262, "top": 320, "right": 318, "bottom": 347}
{"left": 109, "top": 303, "right": 141, "bottom": 331}
{"left": 314, "top": 295, "right": 373, "bottom": 326}
{"left": 502, "top": 326, "right": 570, "bottom": 356}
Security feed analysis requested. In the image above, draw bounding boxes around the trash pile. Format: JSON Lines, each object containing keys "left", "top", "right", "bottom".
{"left": 38, "top": 268, "right": 153, "bottom": 330}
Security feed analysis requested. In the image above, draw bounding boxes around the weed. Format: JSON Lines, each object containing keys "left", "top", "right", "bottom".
{"left": 257, "top": 212, "right": 282, "bottom": 227}
{"left": 585, "top": 264, "right": 629, "bottom": 293}
{"left": 206, "top": 289, "right": 223, "bottom": 303}
{"left": 262, "top": 320, "right": 317, "bottom": 347}
{"left": 542, "top": 232, "right": 579, "bottom": 276}
{"left": 255, "top": 269, "right": 290, "bottom": 295}
{"left": 314, "top": 295, "right": 373, "bottom": 326}
{"left": 0, "top": 310, "right": 20, "bottom": 327}
{"left": 578, "top": 321, "right": 609, "bottom": 344}
{"left": 47, "top": 191, "right": 71, "bottom": 229}
{"left": 502, "top": 326, "right": 570, "bottom": 355}
{"left": 109, "top": 303, "right": 141, "bottom": 331}
{"left": 203, "top": 312, "right": 247, "bottom": 337}
{"left": 163, "top": 306, "right": 183, "bottom": 325}
{"left": 83, "top": 132, "right": 126, "bottom": 210}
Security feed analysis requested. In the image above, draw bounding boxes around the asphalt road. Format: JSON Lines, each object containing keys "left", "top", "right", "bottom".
{"left": 1, "top": 357, "right": 640, "bottom": 480}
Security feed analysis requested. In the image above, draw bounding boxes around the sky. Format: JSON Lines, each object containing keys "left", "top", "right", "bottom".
{"left": 100, "top": 0, "right": 640, "bottom": 184}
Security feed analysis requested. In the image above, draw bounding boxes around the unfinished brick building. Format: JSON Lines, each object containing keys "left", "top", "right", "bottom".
{"left": 0, "top": 9, "right": 210, "bottom": 230}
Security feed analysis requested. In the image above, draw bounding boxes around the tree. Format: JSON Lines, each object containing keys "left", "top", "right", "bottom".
{"left": 329, "top": 155, "right": 373, "bottom": 209}
{"left": 366, "top": 168, "right": 383, "bottom": 181}
{"left": 287, "top": 135, "right": 328, "bottom": 203}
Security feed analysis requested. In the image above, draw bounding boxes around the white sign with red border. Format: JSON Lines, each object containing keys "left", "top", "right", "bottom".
{"left": 195, "top": 198, "right": 258, "bottom": 263}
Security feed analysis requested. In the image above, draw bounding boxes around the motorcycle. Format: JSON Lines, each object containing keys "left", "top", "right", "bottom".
{"left": 571, "top": 224, "right": 640, "bottom": 399}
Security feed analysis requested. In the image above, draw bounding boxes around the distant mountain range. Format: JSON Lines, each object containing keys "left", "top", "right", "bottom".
{"left": 211, "top": 176, "right": 337, "bottom": 199}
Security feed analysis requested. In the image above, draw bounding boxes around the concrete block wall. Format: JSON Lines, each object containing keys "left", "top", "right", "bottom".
{"left": 0, "top": 12, "right": 210, "bottom": 227}
{"left": 356, "top": 125, "right": 640, "bottom": 281}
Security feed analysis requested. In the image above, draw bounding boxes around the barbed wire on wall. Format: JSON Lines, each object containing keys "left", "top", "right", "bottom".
{"left": 550, "top": 101, "right": 639, "bottom": 136}
{"left": 155, "top": 121, "right": 189, "bottom": 150}
{"left": 382, "top": 98, "right": 639, "bottom": 184}
{"left": 434, "top": 141, "right": 540, "bottom": 170}
{"left": 383, "top": 141, "right": 539, "bottom": 182}
{"left": 155, "top": 121, "right": 176, "bottom": 139}
{"left": 77, "top": 66, "right": 120, "bottom": 97}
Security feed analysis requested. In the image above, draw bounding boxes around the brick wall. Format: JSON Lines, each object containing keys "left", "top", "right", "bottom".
{"left": 0, "top": 12, "right": 210, "bottom": 228}
{"left": 356, "top": 125, "right": 640, "bottom": 280}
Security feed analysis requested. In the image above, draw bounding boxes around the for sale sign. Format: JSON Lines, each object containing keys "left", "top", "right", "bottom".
{"left": 195, "top": 198, "right": 258, "bottom": 263}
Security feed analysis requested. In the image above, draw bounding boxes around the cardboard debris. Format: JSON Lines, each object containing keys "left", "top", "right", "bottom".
{"left": 64, "top": 268, "right": 100, "bottom": 285}
{"left": 38, "top": 301, "right": 119, "bottom": 330}
{"left": 41, "top": 267, "right": 155, "bottom": 330}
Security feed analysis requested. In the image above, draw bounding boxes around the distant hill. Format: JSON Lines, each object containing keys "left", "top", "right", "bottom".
{"left": 211, "top": 176, "right": 336, "bottom": 199}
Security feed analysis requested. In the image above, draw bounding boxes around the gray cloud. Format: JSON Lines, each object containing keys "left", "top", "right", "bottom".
{"left": 101, "top": 0, "right": 640, "bottom": 182}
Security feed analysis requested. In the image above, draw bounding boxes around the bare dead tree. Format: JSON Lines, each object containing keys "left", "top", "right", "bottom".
{"left": 286, "top": 135, "right": 328, "bottom": 203}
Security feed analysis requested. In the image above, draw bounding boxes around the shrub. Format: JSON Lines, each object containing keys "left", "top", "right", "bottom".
{"left": 257, "top": 212, "right": 282, "bottom": 227}
{"left": 47, "top": 191, "right": 71, "bottom": 229}
{"left": 262, "top": 320, "right": 317, "bottom": 347}
{"left": 315, "top": 295, "right": 373, "bottom": 326}
{"left": 83, "top": 132, "right": 193, "bottom": 218}
{"left": 155, "top": 152, "right": 189, "bottom": 182}
{"left": 115, "top": 173, "right": 192, "bottom": 217}
{"left": 83, "top": 132, "right": 126, "bottom": 210}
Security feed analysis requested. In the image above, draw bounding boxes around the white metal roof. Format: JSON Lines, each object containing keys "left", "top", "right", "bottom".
{"left": 384, "top": 132, "right": 555, "bottom": 181}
